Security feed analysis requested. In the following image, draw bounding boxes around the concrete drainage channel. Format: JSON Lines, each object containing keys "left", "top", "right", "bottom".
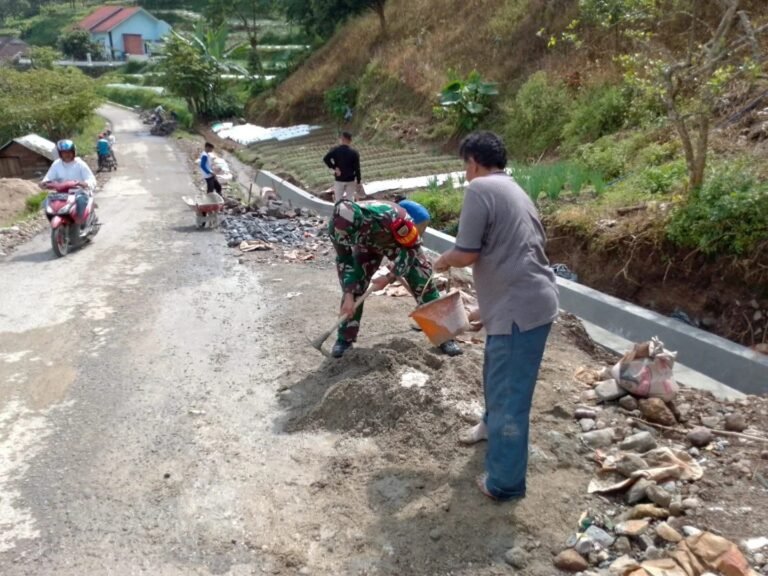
{"left": 255, "top": 169, "right": 768, "bottom": 398}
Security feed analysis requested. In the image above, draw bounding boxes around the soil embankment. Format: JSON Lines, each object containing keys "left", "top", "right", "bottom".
{"left": 545, "top": 215, "right": 768, "bottom": 350}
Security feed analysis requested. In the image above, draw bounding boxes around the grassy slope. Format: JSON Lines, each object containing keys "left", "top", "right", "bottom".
{"left": 253, "top": 0, "right": 580, "bottom": 124}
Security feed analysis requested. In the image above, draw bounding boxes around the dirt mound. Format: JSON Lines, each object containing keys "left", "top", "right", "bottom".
{"left": 284, "top": 338, "right": 485, "bottom": 448}
{"left": 0, "top": 178, "right": 40, "bottom": 226}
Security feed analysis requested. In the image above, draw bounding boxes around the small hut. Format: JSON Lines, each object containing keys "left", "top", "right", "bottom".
{"left": 0, "top": 134, "right": 57, "bottom": 179}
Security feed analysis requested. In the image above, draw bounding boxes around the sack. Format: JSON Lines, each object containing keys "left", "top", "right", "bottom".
{"left": 610, "top": 337, "right": 678, "bottom": 401}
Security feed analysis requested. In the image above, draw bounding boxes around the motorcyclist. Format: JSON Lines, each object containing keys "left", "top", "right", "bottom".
{"left": 105, "top": 129, "right": 117, "bottom": 163}
{"left": 40, "top": 140, "right": 96, "bottom": 221}
{"left": 96, "top": 133, "right": 112, "bottom": 171}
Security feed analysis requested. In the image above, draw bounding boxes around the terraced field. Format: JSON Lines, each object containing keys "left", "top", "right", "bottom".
{"left": 238, "top": 128, "right": 462, "bottom": 193}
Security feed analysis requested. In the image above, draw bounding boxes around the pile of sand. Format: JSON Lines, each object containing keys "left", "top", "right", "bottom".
{"left": 284, "top": 338, "right": 484, "bottom": 450}
{"left": 0, "top": 178, "right": 42, "bottom": 226}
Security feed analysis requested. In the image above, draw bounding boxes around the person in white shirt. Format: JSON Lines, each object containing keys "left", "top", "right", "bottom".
{"left": 41, "top": 139, "right": 96, "bottom": 219}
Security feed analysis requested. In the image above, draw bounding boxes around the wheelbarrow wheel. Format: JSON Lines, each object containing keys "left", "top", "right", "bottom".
{"left": 195, "top": 213, "right": 206, "bottom": 229}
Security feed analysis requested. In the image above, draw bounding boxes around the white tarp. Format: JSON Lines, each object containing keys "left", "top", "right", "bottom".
{"left": 363, "top": 171, "right": 466, "bottom": 196}
{"left": 214, "top": 123, "right": 319, "bottom": 146}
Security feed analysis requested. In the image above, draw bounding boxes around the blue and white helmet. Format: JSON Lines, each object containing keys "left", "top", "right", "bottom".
{"left": 56, "top": 139, "right": 76, "bottom": 158}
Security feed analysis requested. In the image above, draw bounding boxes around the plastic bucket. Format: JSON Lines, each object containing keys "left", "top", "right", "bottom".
{"left": 409, "top": 290, "right": 469, "bottom": 346}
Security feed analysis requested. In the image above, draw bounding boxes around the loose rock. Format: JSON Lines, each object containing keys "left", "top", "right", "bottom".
{"left": 575, "top": 408, "right": 598, "bottom": 420}
{"left": 681, "top": 497, "right": 702, "bottom": 511}
{"left": 596, "top": 380, "right": 628, "bottom": 402}
{"left": 646, "top": 484, "right": 672, "bottom": 508}
{"left": 619, "top": 431, "right": 657, "bottom": 453}
{"left": 619, "top": 395, "right": 639, "bottom": 411}
{"left": 616, "top": 453, "right": 649, "bottom": 477}
{"left": 655, "top": 521, "right": 683, "bottom": 543}
{"left": 554, "top": 549, "right": 589, "bottom": 572}
{"left": 687, "top": 427, "right": 713, "bottom": 447}
{"left": 609, "top": 555, "right": 640, "bottom": 576}
{"left": 619, "top": 504, "right": 669, "bottom": 521}
{"left": 581, "top": 428, "right": 615, "bottom": 448}
{"left": 614, "top": 536, "right": 632, "bottom": 556}
{"left": 626, "top": 478, "right": 654, "bottom": 505}
{"left": 584, "top": 525, "right": 615, "bottom": 549}
{"left": 639, "top": 398, "right": 676, "bottom": 426}
{"left": 504, "top": 547, "right": 530, "bottom": 569}
{"left": 701, "top": 415, "right": 720, "bottom": 428}
{"left": 615, "top": 519, "right": 650, "bottom": 536}
{"left": 724, "top": 412, "right": 748, "bottom": 432}
{"left": 580, "top": 418, "right": 597, "bottom": 432}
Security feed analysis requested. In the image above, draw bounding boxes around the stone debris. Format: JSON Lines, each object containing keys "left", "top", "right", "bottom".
{"left": 221, "top": 199, "right": 329, "bottom": 257}
{"left": 556, "top": 349, "right": 768, "bottom": 576}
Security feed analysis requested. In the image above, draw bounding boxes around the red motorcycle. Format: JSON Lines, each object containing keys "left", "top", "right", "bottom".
{"left": 43, "top": 181, "right": 100, "bottom": 257}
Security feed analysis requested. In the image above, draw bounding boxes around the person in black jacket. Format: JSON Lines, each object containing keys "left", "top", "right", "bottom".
{"left": 323, "top": 132, "right": 362, "bottom": 202}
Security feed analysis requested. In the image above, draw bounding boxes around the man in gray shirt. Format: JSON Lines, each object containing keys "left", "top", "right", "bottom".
{"left": 434, "top": 131, "right": 558, "bottom": 502}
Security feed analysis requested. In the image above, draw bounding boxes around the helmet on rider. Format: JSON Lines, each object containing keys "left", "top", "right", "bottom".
{"left": 56, "top": 139, "right": 76, "bottom": 161}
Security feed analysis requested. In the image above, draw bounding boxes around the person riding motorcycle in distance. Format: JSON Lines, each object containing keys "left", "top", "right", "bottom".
{"left": 96, "top": 133, "right": 112, "bottom": 171}
{"left": 40, "top": 140, "right": 96, "bottom": 221}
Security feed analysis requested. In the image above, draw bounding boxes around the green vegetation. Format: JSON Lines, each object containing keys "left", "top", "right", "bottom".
{"left": 667, "top": 164, "right": 768, "bottom": 256}
{"left": 58, "top": 28, "right": 101, "bottom": 60}
{"left": 324, "top": 84, "right": 357, "bottom": 126}
{"left": 282, "top": 0, "right": 387, "bottom": 40}
{"left": 72, "top": 113, "right": 109, "bottom": 157}
{"left": 25, "top": 191, "right": 48, "bottom": 214}
{"left": 0, "top": 67, "right": 100, "bottom": 144}
{"left": 437, "top": 71, "right": 498, "bottom": 133}
{"left": 411, "top": 181, "right": 465, "bottom": 235}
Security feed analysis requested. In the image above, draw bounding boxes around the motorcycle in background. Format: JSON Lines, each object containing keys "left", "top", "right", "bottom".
{"left": 43, "top": 181, "right": 100, "bottom": 257}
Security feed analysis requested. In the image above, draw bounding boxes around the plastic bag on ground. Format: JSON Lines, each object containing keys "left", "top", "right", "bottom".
{"left": 611, "top": 337, "right": 678, "bottom": 401}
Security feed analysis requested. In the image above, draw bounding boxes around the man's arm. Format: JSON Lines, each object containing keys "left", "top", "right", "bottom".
{"left": 40, "top": 162, "right": 58, "bottom": 185}
{"left": 333, "top": 241, "right": 366, "bottom": 294}
{"left": 200, "top": 154, "right": 213, "bottom": 177}
{"left": 323, "top": 148, "right": 336, "bottom": 170}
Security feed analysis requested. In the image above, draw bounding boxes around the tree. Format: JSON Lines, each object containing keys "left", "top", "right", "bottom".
{"left": 573, "top": 0, "right": 768, "bottom": 190}
{"left": 29, "top": 45, "right": 60, "bottom": 69}
{"left": 281, "top": 0, "right": 388, "bottom": 40}
{"left": 58, "top": 28, "right": 100, "bottom": 60}
{"left": 160, "top": 28, "right": 248, "bottom": 119}
{"left": 0, "top": 67, "right": 100, "bottom": 144}
{"left": 206, "top": 0, "right": 273, "bottom": 73}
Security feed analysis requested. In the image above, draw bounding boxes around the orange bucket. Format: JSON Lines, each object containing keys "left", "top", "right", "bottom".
{"left": 410, "top": 290, "right": 470, "bottom": 346}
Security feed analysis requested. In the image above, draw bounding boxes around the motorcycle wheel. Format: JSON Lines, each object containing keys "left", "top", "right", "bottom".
{"left": 51, "top": 226, "right": 70, "bottom": 257}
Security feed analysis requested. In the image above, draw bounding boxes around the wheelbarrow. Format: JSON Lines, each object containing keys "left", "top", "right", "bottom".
{"left": 182, "top": 192, "right": 224, "bottom": 229}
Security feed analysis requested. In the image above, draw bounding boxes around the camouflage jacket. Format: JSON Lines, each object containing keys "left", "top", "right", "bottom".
{"left": 329, "top": 200, "right": 421, "bottom": 293}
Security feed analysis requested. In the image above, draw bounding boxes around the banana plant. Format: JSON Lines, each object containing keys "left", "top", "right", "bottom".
{"left": 438, "top": 70, "right": 499, "bottom": 133}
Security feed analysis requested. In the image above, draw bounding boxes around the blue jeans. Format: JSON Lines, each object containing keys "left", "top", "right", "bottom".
{"left": 482, "top": 322, "right": 552, "bottom": 501}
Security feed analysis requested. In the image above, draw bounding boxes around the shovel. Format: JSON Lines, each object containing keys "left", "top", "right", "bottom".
{"left": 309, "top": 285, "right": 376, "bottom": 356}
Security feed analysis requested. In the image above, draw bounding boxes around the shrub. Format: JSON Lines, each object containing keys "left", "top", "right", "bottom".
{"left": 562, "top": 85, "right": 629, "bottom": 151}
{"left": 638, "top": 161, "right": 686, "bottom": 195}
{"left": 574, "top": 137, "right": 628, "bottom": 180}
{"left": 0, "top": 67, "right": 100, "bottom": 144}
{"left": 437, "top": 70, "right": 499, "bottom": 133}
{"left": 410, "top": 183, "right": 464, "bottom": 231}
{"left": 667, "top": 164, "right": 768, "bottom": 256}
{"left": 324, "top": 84, "right": 358, "bottom": 125}
{"left": 58, "top": 29, "right": 102, "bottom": 60}
{"left": 503, "top": 72, "right": 570, "bottom": 158}
{"left": 122, "top": 60, "right": 147, "bottom": 74}
{"left": 25, "top": 192, "right": 47, "bottom": 213}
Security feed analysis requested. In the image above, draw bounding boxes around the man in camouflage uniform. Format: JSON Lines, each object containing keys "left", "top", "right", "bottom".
{"left": 330, "top": 199, "right": 463, "bottom": 358}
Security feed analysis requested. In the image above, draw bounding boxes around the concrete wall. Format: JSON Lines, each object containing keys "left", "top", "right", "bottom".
{"left": 256, "top": 169, "right": 768, "bottom": 394}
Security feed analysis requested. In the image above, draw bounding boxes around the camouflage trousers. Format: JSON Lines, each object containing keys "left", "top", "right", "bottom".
{"left": 338, "top": 249, "right": 440, "bottom": 343}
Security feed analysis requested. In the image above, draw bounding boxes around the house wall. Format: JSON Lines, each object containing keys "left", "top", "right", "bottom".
{"left": 108, "top": 11, "right": 171, "bottom": 58}
{"left": 0, "top": 142, "right": 52, "bottom": 179}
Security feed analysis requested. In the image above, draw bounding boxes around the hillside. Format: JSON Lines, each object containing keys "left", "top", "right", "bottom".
{"left": 248, "top": 0, "right": 768, "bottom": 349}
{"left": 253, "top": 0, "right": 580, "bottom": 127}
